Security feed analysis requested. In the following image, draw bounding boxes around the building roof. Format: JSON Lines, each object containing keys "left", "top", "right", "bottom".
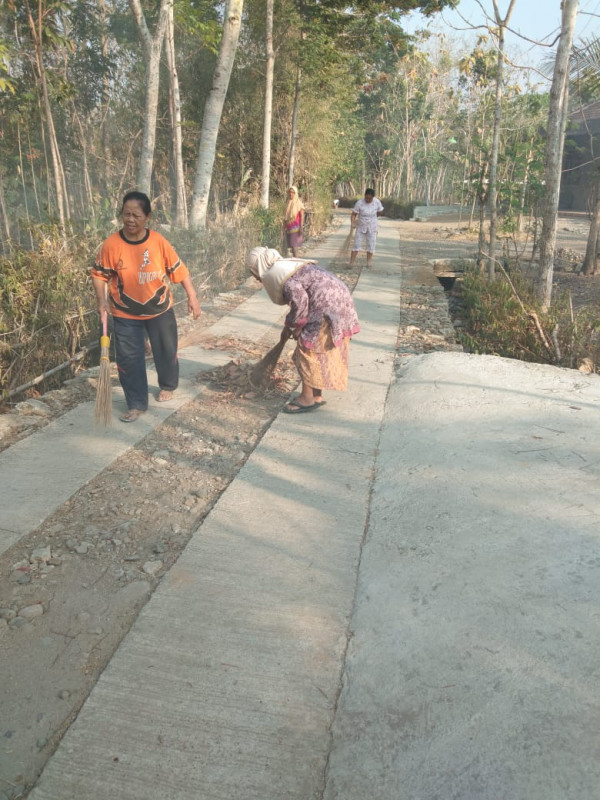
{"left": 570, "top": 100, "right": 600, "bottom": 131}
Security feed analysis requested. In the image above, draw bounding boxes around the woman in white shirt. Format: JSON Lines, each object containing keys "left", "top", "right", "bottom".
{"left": 349, "top": 188, "right": 384, "bottom": 269}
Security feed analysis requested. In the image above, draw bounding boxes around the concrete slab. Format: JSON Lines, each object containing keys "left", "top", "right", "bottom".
{"left": 323, "top": 352, "right": 600, "bottom": 800}
{"left": 207, "top": 286, "right": 287, "bottom": 341}
{"left": 29, "top": 233, "right": 402, "bottom": 798}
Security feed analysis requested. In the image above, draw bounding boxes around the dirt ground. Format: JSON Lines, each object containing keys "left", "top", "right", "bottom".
{"left": 0, "top": 214, "right": 597, "bottom": 799}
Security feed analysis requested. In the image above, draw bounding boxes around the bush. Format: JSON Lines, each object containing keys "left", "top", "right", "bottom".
{"left": 458, "top": 270, "right": 600, "bottom": 370}
{"left": 0, "top": 227, "right": 96, "bottom": 396}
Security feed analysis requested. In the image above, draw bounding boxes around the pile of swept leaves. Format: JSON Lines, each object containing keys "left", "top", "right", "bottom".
{"left": 198, "top": 335, "right": 298, "bottom": 398}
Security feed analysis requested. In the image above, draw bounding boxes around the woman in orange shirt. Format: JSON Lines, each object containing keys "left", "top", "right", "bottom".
{"left": 92, "top": 191, "right": 201, "bottom": 422}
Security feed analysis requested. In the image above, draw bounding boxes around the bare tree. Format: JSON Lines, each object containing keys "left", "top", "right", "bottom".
{"left": 23, "top": 0, "right": 70, "bottom": 233}
{"left": 129, "top": 0, "right": 171, "bottom": 195}
{"left": 582, "top": 186, "right": 600, "bottom": 274}
{"left": 190, "top": 0, "right": 244, "bottom": 231}
{"left": 487, "top": 0, "right": 517, "bottom": 279}
{"left": 260, "top": 0, "right": 274, "bottom": 208}
{"left": 288, "top": 63, "right": 301, "bottom": 187}
{"left": 537, "top": 0, "right": 579, "bottom": 308}
{"left": 569, "top": 38, "right": 600, "bottom": 275}
{"left": 164, "top": 0, "right": 187, "bottom": 227}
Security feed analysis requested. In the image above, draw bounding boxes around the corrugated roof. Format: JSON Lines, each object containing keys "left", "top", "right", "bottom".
{"left": 570, "top": 100, "right": 600, "bottom": 126}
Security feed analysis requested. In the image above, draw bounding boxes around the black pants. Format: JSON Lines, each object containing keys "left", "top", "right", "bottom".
{"left": 113, "top": 308, "right": 178, "bottom": 411}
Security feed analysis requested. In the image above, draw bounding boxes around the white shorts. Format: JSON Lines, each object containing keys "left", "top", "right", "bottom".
{"left": 353, "top": 228, "right": 377, "bottom": 253}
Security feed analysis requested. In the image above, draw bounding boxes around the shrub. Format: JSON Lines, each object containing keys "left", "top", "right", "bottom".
{"left": 458, "top": 269, "right": 600, "bottom": 370}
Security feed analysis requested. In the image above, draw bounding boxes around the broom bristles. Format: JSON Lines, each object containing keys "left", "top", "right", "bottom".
{"left": 94, "top": 335, "right": 113, "bottom": 425}
{"left": 250, "top": 336, "right": 288, "bottom": 387}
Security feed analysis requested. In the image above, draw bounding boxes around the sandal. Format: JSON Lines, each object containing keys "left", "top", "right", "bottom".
{"left": 156, "top": 390, "right": 174, "bottom": 402}
{"left": 283, "top": 402, "right": 320, "bottom": 414}
{"left": 120, "top": 409, "right": 145, "bottom": 423}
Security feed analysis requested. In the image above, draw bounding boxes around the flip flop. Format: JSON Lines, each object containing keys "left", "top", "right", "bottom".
{"left": 120, "top": 409, "right": 145, "bottom": 423}
{"left": 289, "top": 394, "right": 327, "bottom": 407}
{"left": 283, "top": 402, "right": 320, "bottom": 414}
{"left": 156, "top": 390, "right": 174, "bottom": 402}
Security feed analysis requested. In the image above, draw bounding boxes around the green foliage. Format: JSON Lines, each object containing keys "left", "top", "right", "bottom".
{"left": 252, "top": 208, "right": 284, "bottom": 248}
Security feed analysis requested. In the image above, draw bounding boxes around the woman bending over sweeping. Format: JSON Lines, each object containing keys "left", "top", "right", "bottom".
{"left": 92, "top": 191, "right": 201, "bottom": 423}
{"left": 246, "top": 247, "right": 360, "bottom": 414}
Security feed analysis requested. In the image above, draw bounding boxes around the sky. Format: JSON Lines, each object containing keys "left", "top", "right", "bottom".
{"left": 403, "top": 0, "right": 600, "bottom": 73}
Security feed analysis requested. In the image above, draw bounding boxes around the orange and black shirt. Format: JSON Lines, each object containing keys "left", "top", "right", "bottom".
{"left": 91, "top": 229, "right": 189, "bottom": 320}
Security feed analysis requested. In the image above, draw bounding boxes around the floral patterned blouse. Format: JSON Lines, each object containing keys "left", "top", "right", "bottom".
{"left": 283, "top": 264, "right": 360, "bottom": 349}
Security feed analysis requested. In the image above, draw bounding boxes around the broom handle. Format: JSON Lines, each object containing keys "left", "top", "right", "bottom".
{"left": 101, "top": 310, "right": 108, "bottom": 338}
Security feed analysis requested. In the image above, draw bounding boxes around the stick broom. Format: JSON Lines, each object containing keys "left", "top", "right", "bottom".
{"left": 94, "top": 311, "right": 112, "bottom": 425}
{"left": 250, "top": 327, "right": 292, "bottom": 387}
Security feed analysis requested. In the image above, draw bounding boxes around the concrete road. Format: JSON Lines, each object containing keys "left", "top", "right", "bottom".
{"left": 19, "top": 215, "right": 600, "bottom": 799}
{"left": 324, "top": 352, "right": 600, "bottom": 800}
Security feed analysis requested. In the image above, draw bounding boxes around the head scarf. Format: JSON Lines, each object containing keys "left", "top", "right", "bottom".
{"left": 246, "top": 246, "right": 315, "bottom": 305}
{"left": 285, "top": 186, "right": 304, "bottom": 223}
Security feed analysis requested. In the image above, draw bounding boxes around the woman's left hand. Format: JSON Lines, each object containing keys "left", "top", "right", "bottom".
{"left": 188, "top": 295, "right": 202, "bottom": 320}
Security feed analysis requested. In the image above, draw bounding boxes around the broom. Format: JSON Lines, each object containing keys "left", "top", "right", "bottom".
{"left": 250, "top": 326, "right": 293, "bottom": 387}
{"left": 94, "top": 310, "right": 113, "bottom": 425}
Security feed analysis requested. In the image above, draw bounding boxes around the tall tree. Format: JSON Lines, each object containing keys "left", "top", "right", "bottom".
{"left": 260, "top": 0, "right": 274, "bottom": 208}
{"left": 537, "top": 0, "right": 579, "bottom": 308}
{"left": 487, "top": 0, "right": 517, "bottom": 279}
{"left": 569, "top": 37, "right": 600, "bottom": 275}
{"left": 190, "top": 0, "right": 244, "bottom": 230}
{"left": 23, "top": 0, "right": 71, "bottom": 233}
{"left": 164, "top": 0, "right": 187, "bottom": 227}
{"left": 287, "top": 61, "right": 302, "bottom": 187}
{"left": 128, "top": 0, "right": 171, "bottom": 195}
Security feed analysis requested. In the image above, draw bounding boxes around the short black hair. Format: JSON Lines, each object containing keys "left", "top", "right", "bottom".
{"left": 121, "top": 191, "right": 151, "bottom": 216}
{"left": 365, "top": 188, "right": 375, "bottom": 197}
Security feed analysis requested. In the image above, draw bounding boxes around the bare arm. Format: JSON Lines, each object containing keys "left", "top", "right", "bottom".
{"left": 92, "top": 276, "right": 109, "bottom": 316}
{"left": 180, "top": 275, "right": 202, "bottom": 320}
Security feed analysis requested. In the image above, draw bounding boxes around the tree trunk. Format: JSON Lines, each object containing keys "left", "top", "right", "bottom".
{"left": 487, "top": 0, "right": 517, "bottom": 279}
{"left": 189, "top": 0, "right": 244, "bottom": 231}
{"left": 288, "top": 64, "right": 302, "bottom": 187}
{"left": 260, "top": 0, "right": 274, "bottom": 209}
{"left": 164, "top": 0, "right": 188, "bottom": 227}
{"left": 24, "top": 0, "right": 69, "bottom": 234}
{"left": 17, "top": 122, "right": 32, "bottom": 236}
{"left": 537, "top": 0, "right": 579, "bottom": 308}
{"left": 98, "top": 0, "right": 112, "bottom": 195}
{"left": 0, "top": 172, "right": 11, "bottom": 248}
{"left": 477, "top": 196, "right": 487, "bottom": 272}
{"left": 582, "top": 174, "right": 600, "bottom": 275}
{"left": 129, "top": 0, "right": 170, "bottom": 195}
